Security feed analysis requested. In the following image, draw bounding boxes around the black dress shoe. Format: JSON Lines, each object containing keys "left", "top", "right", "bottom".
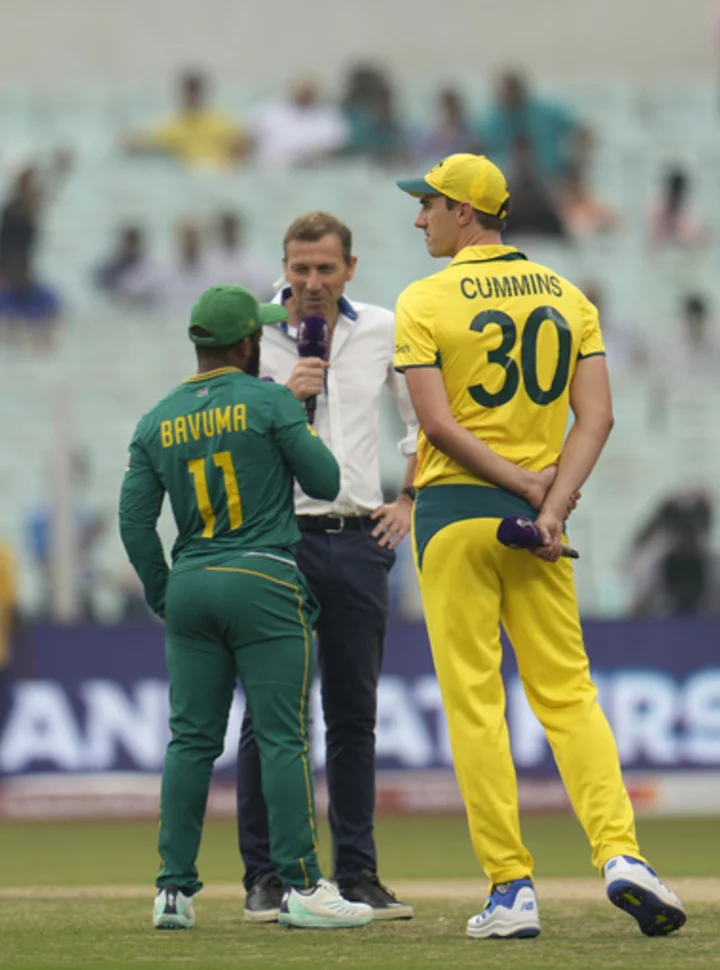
{"left": 244, "top": 872, "right": 284, "bottom": 923}
{"left": 341, "top": 870, "right": 414, "bottom": 921}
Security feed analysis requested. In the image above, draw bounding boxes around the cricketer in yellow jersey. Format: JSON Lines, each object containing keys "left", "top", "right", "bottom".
{"left": 394, "top": 153, "right": 686, "bottom": 940}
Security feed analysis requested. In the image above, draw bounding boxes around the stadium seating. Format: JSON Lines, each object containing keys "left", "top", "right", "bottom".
{"left": 1, "top": 78, "right": 719, "bottom": 617}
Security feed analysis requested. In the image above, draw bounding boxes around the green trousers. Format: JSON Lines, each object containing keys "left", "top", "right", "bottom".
{"left": 157, "top": 554, "right": 322, "bottom": 895}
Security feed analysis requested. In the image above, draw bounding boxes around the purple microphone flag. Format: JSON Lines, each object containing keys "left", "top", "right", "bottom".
{"left": 297, "top": 316, "right": 329, "bottom": 360}
{"left": 497, "top": 516, "right": 579, "bottom": 559}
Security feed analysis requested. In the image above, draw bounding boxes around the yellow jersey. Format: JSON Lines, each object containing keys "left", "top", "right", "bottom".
{"left": 142, "top": 110, "right": 242, "bottom": 169}
{"left": 394, "top": 245, "right": 605, "bottom": 490}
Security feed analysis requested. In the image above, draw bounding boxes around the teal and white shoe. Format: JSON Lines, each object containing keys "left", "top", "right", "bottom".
{"left": 279, "top": 879, "right": 374, "bottom": 929}
{"left": 153, "top": 886, "right": 196, "bottom": 929}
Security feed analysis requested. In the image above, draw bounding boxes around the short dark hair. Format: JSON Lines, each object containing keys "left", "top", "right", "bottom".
{"left": 283, "top": 211, "right": 353, "bottom": 265}
{"left": 189, "top": 325, "right": 214, "bottom": 341}
{"left": 444, "top": 196, "right": 507, "bottom": 232}
{"left": 192, "top": 327, "right": 257, "bottom": 365}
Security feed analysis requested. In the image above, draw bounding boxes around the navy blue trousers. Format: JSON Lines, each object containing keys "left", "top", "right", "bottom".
{"left": 237, "top": 524, "right": 394, "bottom": 890}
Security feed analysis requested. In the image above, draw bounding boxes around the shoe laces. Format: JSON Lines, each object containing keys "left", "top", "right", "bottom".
{"left": 364, "top": 871, "right": 398, "bottom": 901}
{"left": 316, "top": 878, "right": 341, "bottom": 897}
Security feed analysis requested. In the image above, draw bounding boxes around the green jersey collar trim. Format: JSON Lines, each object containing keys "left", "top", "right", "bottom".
{"left": 184, "top": 366, "right": 243, "bottom": 384}
{"left": 451, "top": 246, "right": 528, "bottom": 268}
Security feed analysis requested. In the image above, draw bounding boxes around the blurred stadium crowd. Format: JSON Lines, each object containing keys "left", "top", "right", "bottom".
{"left": 1, "top": 62, "right": 720, "bottom": 625}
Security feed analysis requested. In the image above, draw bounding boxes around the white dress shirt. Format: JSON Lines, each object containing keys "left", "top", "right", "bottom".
{"left": 260, "top": 290, "right": 418, "bottom": 517}
{"left": 249, "top": 101, "right": 349, "bottom": 168}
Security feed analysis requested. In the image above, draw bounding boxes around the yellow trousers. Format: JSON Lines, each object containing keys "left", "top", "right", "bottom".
{"left": 415, "top": 515, "right": 642, "bottom": 884}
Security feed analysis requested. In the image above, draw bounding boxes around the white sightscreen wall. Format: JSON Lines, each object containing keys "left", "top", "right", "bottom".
{"left": 0, "top": 0, "right": 714, "bottom": 84}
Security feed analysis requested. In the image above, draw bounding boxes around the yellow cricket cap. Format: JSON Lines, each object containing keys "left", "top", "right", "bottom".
{"left": 396, "top": 153, "right": 510, "bottom": 220}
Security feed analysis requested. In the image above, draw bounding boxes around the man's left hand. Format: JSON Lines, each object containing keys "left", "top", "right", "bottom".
{"left": 370, "top": 497, "right": 413, "bottom": 550}
{"left": 532, "top": 507, "right": 565, "bottom": 562}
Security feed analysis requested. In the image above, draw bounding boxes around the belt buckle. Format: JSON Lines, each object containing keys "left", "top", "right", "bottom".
{"left": 325, "top": 515, "right": 345, "bottom": 534}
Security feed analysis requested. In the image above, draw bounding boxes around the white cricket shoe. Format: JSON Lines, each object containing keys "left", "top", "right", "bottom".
{"left": 153, "top": 885, "right": 196, "bottom": 929}
{"left": 467, "top": 878, "right": 541, "bottom": 939}
{"left": 279, "top": 878, "right": 374, "bottom": 929}
{"left": 604, "top": 855, "right": 686, "bottom": 936}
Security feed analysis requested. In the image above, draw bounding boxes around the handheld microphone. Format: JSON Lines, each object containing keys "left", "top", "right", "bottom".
{"left": 497, "top": 516, "right": 579, "bottom": 559}
{"left": 297, "top": 315, "right": 329, "bottom": 425}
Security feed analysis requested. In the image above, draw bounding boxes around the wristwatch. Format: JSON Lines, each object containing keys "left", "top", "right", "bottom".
{"left": 400, "top": 486, "right": 417, "bottom": 501}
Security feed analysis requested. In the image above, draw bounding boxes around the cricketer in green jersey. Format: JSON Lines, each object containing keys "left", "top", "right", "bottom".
{"left": 119, "top": 285, "right": 373, "bottom": 930}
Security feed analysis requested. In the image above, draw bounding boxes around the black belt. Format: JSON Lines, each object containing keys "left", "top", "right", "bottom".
{"left": 296, "top": 514, "right": 372, "bottom": 534}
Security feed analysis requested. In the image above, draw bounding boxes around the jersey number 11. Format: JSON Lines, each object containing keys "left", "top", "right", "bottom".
{"left": 188, "top": 451, "right": 243, "bottom": 538}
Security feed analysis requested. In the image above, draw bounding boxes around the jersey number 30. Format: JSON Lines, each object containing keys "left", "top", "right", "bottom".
{"left": 188, "top": 451, "right": 243, "bottom": 538}
{"left": 469, "top": 306, "right": 571, "bottom": 408}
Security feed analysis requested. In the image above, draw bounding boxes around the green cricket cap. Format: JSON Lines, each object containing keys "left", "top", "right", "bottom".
{"left": 189, "top": 284, "right": 288, "bottom": 347}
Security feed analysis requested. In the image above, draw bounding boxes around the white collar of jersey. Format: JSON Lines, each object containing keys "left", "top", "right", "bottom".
{"left": 273, "top": 285, "right": 358, "bottom": 338}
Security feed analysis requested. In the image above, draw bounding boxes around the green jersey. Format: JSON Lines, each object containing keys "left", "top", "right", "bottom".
{"left": 119, "top": 365, "right": 340, "bottom": 617}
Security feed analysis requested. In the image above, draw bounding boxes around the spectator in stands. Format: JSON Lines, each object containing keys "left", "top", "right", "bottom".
{"left": 644, "top": 293, "right": 720, "bottom": 430}
{"left": 582, "top": 281, "right": 648, "bottom": 377}
{"left": 156, "top": 222, "right": 217, "bottom": 311}
{"left": 503, "top": 136, "right": 566, "bottom": 240}
{"left": 204, "top": 212, "right": 275, "bottom": 299}
{"left": 557, "top": 163, "right": 620, "bottom": 240}
{"left": 411, "top": 88, "right": 481, "bottom": 162}
{"left": 93, "top": 225, "right": 164, "bottom": 306}
{"left": 680, "top": 293, "right": 718, "bottom": 362}
{"left": 249, "top": 79, "right": 348, "bottom": 168}
{"left": 656, "top": 294, "right": 720, "bottom": 386}
{"left": 123, "top": 70, "right": 247, "bottom": 170}
{"left": 341, "top": 63, "right": 405, "bottom": 164}
{"left": 0, "top": 153, "right": 72, "bottom": 283}
{"left": 0, "top": 167, "right": 41, "bottom": 276}
{"left": 0, "top": 256, "right": 60, "bottom": 345}
{"left": 648, "top": 167, "right": 707, "bottom": 248}
{"left": 628, "top": 491, "right": 720, "bottom": 616}
{"left": 482, "top": 70, "right": 586, "bottom": 181}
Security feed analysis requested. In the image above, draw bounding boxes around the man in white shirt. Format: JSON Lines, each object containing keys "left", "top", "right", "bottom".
{"left": 249, "top": 80, "right": 348, "bottom": 168}
{"left": 238, "top": 211, "right": 417, "bottom": 922}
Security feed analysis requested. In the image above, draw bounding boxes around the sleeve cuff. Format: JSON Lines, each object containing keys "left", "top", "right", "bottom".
{"left": 397, "top": 427, "right": 419, "bottom": 458}
{"left": 394, "top": 361, "right": 441, "bottom": 373}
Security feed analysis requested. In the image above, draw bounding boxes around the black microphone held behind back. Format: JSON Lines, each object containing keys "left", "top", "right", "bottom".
{"left": 297, "top": 315, "right": 329, "bottom": 425}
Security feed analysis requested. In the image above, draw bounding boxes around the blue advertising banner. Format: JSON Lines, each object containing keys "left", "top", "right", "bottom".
{"left": 1, "top": 618, "right": 719, "bottom": 778}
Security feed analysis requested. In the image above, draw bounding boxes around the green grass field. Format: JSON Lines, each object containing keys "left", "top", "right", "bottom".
{"left": 2, "top": 815, "right": 719, "bottom": 970}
